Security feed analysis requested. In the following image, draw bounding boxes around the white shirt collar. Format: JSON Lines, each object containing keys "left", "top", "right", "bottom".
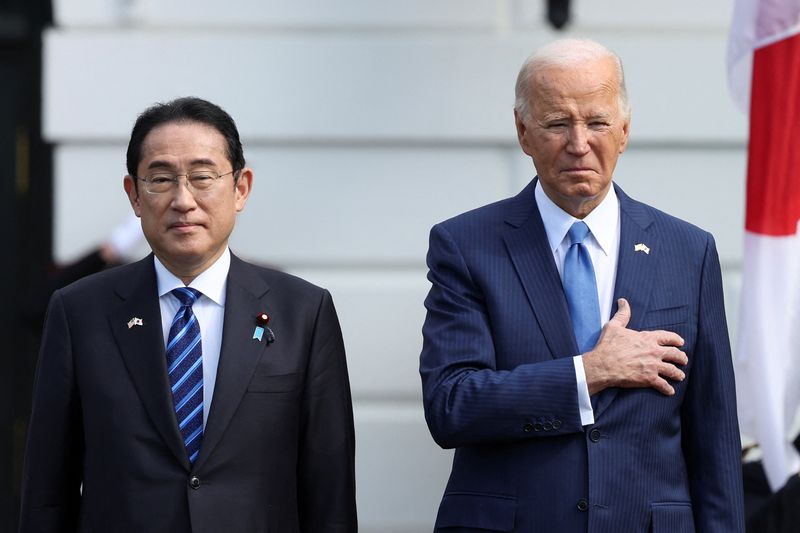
{"left": 153, "top": 248, "right": 230, "bottom": 306}
{"left": 534, "top": 180, "right": 619, "bottom": 256}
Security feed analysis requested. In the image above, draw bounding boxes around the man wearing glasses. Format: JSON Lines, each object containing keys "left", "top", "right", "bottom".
{"left": 19, "top": 97, "right": 357, "bottom": 533}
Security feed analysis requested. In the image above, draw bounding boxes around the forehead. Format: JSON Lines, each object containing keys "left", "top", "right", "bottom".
{"left": 528, "top": 58, "right": 620, "bottom": 115}
{"left": 139, "top": 121, "right": 229, "bottom": 169}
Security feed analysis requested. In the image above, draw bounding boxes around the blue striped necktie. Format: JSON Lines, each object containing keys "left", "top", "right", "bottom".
{"left": 167, "top": 287, "right": 204, "bottom": 464}
{"left": 563, "top": 221, "right": 602, "bottom": 354}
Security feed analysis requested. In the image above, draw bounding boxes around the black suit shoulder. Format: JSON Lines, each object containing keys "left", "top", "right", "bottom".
{"left": 237, "top": 260, "right": 329, "bottom": 298}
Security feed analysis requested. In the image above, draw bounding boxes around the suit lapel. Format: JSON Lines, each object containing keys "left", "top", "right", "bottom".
{"left": 109, "top": 255, "right": 190, "bottom": 469}
{"left": 594, "top": 184, "right": 659, "bottom": 417}
{"left": 502, "top": 180, "right": 578, "bottom": 360}
{"left": 194, "top": 254, "right": 270, "bottom": 468}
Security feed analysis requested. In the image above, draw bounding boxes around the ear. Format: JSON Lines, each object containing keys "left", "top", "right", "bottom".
{"left": 234, "top": 168, "right": 253, "bottom": 212}
{"left": 123, "top": 176, "right": 142, "bottom": 217}
{"left": 514, "top": 109, "right": 534, "bottom": 157}
{"left": 618, "top": 116, "right": 631, "bottom": 154}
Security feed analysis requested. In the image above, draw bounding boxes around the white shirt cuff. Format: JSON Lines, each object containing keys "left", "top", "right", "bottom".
{"left": 573, "top": 355, "right": 595, "bottom": 426}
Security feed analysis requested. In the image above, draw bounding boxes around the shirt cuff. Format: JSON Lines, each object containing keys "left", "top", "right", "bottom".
{"left": 573, "top": 355, "right": 595, "bottom": 426}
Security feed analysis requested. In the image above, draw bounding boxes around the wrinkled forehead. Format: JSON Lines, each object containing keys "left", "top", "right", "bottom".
{"left": 531, "top": 58, "right": 620, "bottom": 98}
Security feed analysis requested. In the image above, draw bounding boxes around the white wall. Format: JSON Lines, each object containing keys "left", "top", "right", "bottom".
{"left": 46, "top": 1, "right": 746, "bottom": 530}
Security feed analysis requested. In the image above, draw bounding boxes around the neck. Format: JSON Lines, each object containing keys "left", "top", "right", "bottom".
{"left": 543, "top": 183, "right": 611, "bottom": 219}
{"left": 156, "top": 246, "right": 227, "bottom": 286}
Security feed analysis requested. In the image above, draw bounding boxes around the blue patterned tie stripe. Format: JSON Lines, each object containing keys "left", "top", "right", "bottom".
{"left": 563, "top": 221, "right": 602, "bottom": 353}
{"left": 166, "top": 287, "right": 204, "bottom": 463}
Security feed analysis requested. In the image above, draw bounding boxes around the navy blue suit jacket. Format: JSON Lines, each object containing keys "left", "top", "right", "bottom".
{"left": 420, "top": 180, "right": 744, "bottom": 532}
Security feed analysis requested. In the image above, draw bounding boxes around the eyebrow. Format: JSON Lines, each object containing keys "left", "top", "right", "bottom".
{"left": 146, "top": 158, "right": 219, "bottom": 170}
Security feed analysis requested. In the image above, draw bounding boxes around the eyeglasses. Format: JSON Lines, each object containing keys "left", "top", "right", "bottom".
{"left": 136, "top": 169, "right": 237, "bottom": 194}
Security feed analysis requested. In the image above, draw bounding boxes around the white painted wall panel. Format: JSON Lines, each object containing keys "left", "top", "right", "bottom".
{"left": 354, "top": 403, "right": 452, "bottom": 532}
{"left": 55, "top": 0, "right": 733, "bottom": 31}
{"left": 53, "top": 0, "right": 129, "bottom": 26}
{"left": 54, "top": 0, "right": 503, "bottom": 29}
{"left": 52, "top": 145, "right": 149, "bottom": 263}
{"left": 723, "top": 269, "right": 743, "bottom": 349}
{"left": 288, "top": 268, "right": 429, "bottom": 399}
{"left": 232, "top": 146, "right": 512, "bottom": 266}
{"left": 43, "top": 31, "right": 746, "bottom": 144}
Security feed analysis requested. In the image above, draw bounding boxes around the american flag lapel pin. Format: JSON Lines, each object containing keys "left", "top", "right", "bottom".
{"left": 127, "top": 317, "right": 144, "bottom": 329}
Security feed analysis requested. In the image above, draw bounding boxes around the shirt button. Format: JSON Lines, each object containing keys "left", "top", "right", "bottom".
{"left": 189, "top": 476, "right": 201, "bottom": 489}
{"left": 577, "top": 498, "right": 589, "bottom": 512}
{"left": 589, "top": 428, "right": 602, "bottom": 442}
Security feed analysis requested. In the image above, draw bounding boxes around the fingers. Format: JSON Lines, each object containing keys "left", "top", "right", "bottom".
{"left": 659, "top": 346, "right": 688, "bottom": 366}
{"left": 651, "top": 377, "right": 676, "bottom": 396}
{"left": 659, "top": 360, "right": 686, "bottom": 383}
{"left": 651, "top": 329, "right": 684, "bottom": 348}
{"left": 608, "top": 298, "right": 631, "bottom": 328}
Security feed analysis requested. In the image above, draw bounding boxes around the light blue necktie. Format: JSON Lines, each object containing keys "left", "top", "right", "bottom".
{"left": 563, "top": 222, "right": 601, "bottom": 353}
{"left": 166, "top": 287, "right": 204, "bottom": 464}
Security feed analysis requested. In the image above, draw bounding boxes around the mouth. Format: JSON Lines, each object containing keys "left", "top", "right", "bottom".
{"left": 561, "top": 167, "right": 595, "bottom": 174}
{"left": 169, "top": 222, "right": 203, "bottom": 233}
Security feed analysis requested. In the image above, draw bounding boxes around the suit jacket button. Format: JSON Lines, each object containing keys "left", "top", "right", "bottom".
{"left": 589, "top": 428, "right": 601, "bottom": 442}
{"left": 523, "top": 422, "right": 533, "bottom": 432}
{"left": 189, "top": 476, "right": 201, "bottom": 489}
{"left": 577, "top": 498, "right": 589, "bottom": 512}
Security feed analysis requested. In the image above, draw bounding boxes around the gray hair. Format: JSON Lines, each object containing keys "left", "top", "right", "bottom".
{"left": 514, "top": 39, "right": 630, "bottom": 120}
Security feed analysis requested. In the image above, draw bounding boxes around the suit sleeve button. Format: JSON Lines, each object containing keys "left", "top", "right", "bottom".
{"left": 523, "top": 423, "right": 533, "bottom": 432}
{"left": 189, "top": 476, "right": 201, "bottom": 489}
{"left": 589, "top": 428, "right": 601, "bottom": 442}
{"left": 577, "top": 498, "right": 589, "bottom": 512}
{"left": 553, "top": 419, "right": 562, "bottom": 429}
{"left": 533, "top": 423, "right": 543, "bottom": 432}
{"left": 543, "top": 421, "right": 553, "bottom": 431}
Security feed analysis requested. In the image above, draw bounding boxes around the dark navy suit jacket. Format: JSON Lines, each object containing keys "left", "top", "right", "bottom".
{"left": 420, "top": 180, "right": 744, "bottom": 532}
{"left": 20, "top": 253, "right": 357, "bottom": 533}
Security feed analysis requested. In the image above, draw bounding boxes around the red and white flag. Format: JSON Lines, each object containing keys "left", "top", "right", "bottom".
{"left": 728, "top": 0, "right": 800, "bottom": 491}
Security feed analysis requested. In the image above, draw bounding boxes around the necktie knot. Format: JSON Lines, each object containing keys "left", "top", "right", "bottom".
{"left": 172, "top": 287, "right": 202, "bottom": 308}
{"left": 568, "top": 221, "right": 590, "bottom": 246}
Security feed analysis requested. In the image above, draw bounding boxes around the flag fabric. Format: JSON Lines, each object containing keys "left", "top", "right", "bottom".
{"left": 728, "top": 0, "right": 800, "bottom": 491}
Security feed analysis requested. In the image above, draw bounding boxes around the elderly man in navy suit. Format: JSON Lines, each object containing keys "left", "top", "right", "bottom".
{"left": 20, "top": 97, "right": 357, "bottom": 533}
{"left": 420, "top": 39, "right": 744, "bottom": 532}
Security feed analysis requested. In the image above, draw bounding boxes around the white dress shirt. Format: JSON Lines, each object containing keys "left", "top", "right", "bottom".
{"left": 154, "top": 248, "right": 230, "bottom": 428}
{"left": 534, "top": 182, "right": 621, "bottom": 426}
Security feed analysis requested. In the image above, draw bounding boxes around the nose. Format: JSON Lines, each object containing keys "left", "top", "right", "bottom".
{"left": 565, "top": 124, "right": 590, "bottom": 156}
{"left": 169, "top": 177, "right": 198, "bottom": 211}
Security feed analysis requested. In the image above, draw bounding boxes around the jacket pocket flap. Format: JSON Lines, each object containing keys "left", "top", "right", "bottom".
{"left": 642, "top": 305, "right": 688, "bottom": 329}
{"left": 436, "top": 493, "right": 516, "bottom": 531}
{"left": 247, "top": 372, "right": 303, "bottom": 392}
{"left": 651, "top": 502, "right": 694, "bottom": 533}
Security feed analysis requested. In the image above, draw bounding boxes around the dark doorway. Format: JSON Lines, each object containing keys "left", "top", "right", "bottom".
{"left": 0, "top": 0, "right": 53, "bottom": 530}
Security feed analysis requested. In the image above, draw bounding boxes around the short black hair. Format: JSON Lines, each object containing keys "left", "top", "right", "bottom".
{"left": 126, "top": 97, "right": 245, "bottom": 177}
